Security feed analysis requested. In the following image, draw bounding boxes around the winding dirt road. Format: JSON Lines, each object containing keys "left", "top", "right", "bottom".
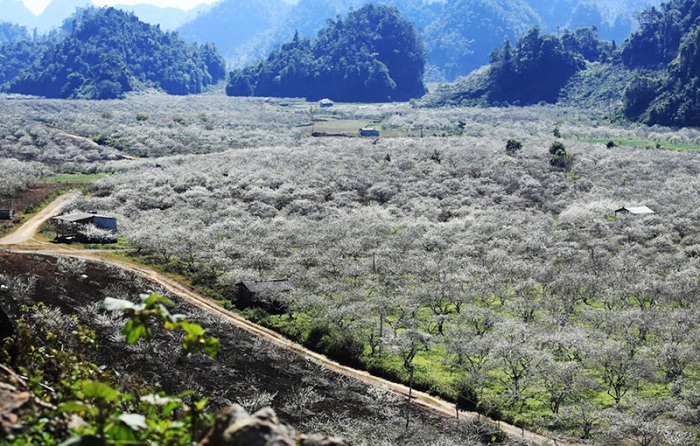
{"left": 1, "top": 195, "right": 574, "bottom": 446}
{"left": 0, "top": 193, "right": 75, "bottom": 246}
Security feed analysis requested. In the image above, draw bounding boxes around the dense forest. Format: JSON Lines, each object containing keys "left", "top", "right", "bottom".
{"left": 423, "top": 0, "right": 540, "bottom": 81}
{"left": 0, "top": 27, "right": 44, "bottom": 91}
{"left": 0, "top": 7, "right": 226, "bottom": 99}
{"left": 425, "top": 0, "right": 700, "bottom": 128}
{"left": 179, "top": 0, "right": 658, "bottom": 81}
{"left": 424, "top": 25, "right": 611, "bottom": 106}
{"left": 620, "top": 0, "right": 700, "bottom": 127}
{"left": 227, "top": 5, "right": 426, "bottom": 102}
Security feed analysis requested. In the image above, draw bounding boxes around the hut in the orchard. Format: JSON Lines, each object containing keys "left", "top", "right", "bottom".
{"left": 51, "top": 212, "right": 117, "bottom": 242}
{"left": 614, "top": 206, "right": 655, "bottom": 218}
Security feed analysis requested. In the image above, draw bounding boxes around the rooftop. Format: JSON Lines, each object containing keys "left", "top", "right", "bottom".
{"left": 53, "top": 212, "right": 115, "bottom": 223}
{"left": 615, "top": 206, "right": 655, "bottom": 215}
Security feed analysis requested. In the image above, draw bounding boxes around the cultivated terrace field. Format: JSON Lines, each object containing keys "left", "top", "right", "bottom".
{"left": 2, "top": 92, "right": 700, "bottom": 444}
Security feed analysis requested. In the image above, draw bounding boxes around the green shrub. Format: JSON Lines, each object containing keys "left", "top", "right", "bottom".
{"left": 306, "top": 323, "right": 364, "bottom": 367}
{"left": 92, "top": 134, "right": 112, "bottom": 146}
{"left": 455, "top": 379, "right": 480, "bottom": 412}
{"left": 549, "top": 140, "right": 571, "bottom": 170}
{"left": 506, "top": 138, "right": 523, "bottom": 155}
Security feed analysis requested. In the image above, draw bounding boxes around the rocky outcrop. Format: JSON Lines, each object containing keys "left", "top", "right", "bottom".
{"left": 0, "top": 382, "right": 31, "bottom": 437}
{"left": 198, "top": 404, "right": 349, "bottom": 446}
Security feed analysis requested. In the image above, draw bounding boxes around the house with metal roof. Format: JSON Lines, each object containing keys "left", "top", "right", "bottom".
{"left": 614, "top": 206, "right": 655, "bottom": 217}
{"left": 51, "top": 212, "right": 117, "bottom": 241}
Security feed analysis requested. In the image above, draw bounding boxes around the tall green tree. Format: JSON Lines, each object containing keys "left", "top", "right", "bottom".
{"left": 488, "top": 27, "right": 585, "bottom": 105}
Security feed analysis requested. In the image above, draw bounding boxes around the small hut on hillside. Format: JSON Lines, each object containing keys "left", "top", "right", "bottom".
{"left": 0, "top": 210, "right": 15, "bottom": 220}
{"left": 51, "top": 212, "right": 117, "bottom": 242}
{"left": 234, "top": 279, "right": 294, "bottom": 314}
{"left": 614, "top": 206, "right": 655, "bottom": 218}
{"left": 319, "top": 98, "right": 334, "bottom": 107}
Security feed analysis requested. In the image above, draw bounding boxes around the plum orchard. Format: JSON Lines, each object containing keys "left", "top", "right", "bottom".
{"left": 67, "top": 103, "right": 700, "bottom": 441}
{"left": 3, "top": 95, "right": 700, "bottom": 441}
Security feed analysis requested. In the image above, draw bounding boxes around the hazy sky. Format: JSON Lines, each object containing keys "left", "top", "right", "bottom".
{"left": 22, "top": 0, "right": 219, "bottom": 15}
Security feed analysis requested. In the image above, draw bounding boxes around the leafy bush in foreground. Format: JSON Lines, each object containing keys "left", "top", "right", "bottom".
{"left": 1, "top": 294, "right": 218, "bottom": 445}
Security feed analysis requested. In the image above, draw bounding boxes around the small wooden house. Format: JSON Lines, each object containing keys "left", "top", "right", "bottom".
{"left": 360, "top": 128, "right": 380, "bottom": 137}
{"left": 234, "top": 279, "right": 293, "bottom": 314}
{"left": 52, "top": 212, "right": 117, "bottom": 241}
{"left": 0, "top": 210, "right": 15, "bottom": 220}
{"left": 614, "top": 206, "right": 655, "bottom": 218}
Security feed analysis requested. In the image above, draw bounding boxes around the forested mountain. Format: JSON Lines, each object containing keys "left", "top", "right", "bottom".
{"left": 0, "top": 39, "right": 44, "bottom": 91}
{"left": 178, "top": 0, "right": 659, "bottom": 81}
{"left": 425, "top": 25, "right": 611, "bottom": 106}
{"left": 0, "top": 22, "right": 48, "bottom": 90}
{"left": 227, "top": 5, "right": 426, "bottom": 102}
{"left": 3, "top": 7, "right": 226, "bottom": 99}
{"left": 179, "top": 0, "right": 442, "bottom": 69}
{"left": 425, "top": 0, "right": 700, "bottom": 128}
{"left": 0, "top": 0, "right": 661, "bottom": 80}
{"left": 424, "top": 0, "right": 540, "bottom": 80}
{"left": 619, "top": 0, "right": 700, "bottom": 126}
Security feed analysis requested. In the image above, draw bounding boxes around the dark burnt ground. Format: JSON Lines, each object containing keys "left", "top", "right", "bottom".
{"left": 0, "top": 252, "right": 509, "bottom": 446}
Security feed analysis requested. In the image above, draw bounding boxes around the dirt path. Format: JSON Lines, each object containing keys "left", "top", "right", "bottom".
{"left": 58, "top": 132, "right": 139, "bottom": 160}
{"left": 5, "top": 196, "right": 576, "bottom": 446}
{"left": 0, "top": 193, "right": 75, "bottom": 246}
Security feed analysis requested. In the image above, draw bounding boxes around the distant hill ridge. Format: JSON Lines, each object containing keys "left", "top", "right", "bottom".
{"left": 0, "top": 0, "right": 662, "bottom": 80}
{"left": 226, "top": 4, "right": 427, "bottom": 102}
{"left": 424, "top": 0, "right": 700, "bottom": 127}
{"left": 3, "top": 7, "right": 226, "bottom": 99}
{"left": 180, "top": 0, "right": 662, "bottom": 81}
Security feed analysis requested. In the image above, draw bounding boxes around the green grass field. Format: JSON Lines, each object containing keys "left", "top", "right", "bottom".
{"left": 579, "top": 138, "right": 700, "bottom": 151}
{"left": 45, "top": 173, "right": 111, "bottom": 184}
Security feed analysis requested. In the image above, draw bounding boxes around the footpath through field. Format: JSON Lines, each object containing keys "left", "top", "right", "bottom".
{"left": 1, "top": 195, "right": 578, "bottom": 446}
